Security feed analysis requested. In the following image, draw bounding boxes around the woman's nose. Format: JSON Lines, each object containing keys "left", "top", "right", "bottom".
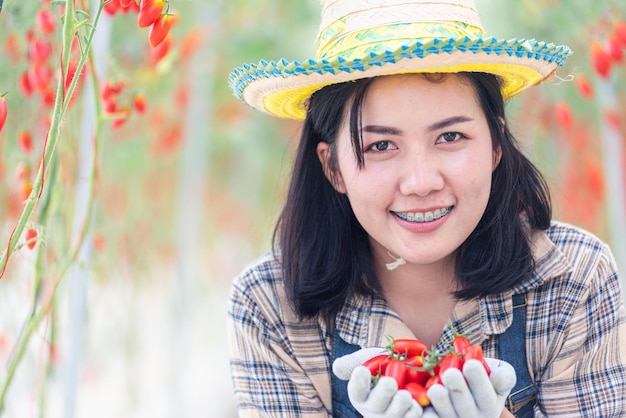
{"left": 398, "top": 152, "right": 444, "bottom": 196}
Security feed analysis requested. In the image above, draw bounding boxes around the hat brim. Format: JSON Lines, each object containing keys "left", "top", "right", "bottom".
{"left": 229, "top": 36, "right": 572, "bottom": 120}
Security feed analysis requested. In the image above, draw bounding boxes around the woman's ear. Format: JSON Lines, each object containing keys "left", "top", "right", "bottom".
{"left": 316, "top": 142, "right": 347, "bottom": 194}
{"left": 493, "top": 145, "right": 502, "bottom": 170}
{"left": 492, "top": 116, "right": 505, "bottom": 170}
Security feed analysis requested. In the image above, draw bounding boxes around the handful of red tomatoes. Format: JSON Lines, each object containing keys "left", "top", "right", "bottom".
{"left": 363, "top": 335, "right": 491, "bottom": 407}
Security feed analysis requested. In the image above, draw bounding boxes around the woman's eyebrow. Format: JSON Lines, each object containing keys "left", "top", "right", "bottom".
{"left": 362, "top": 116, "right": 474, "bottom": 136}
{"left": 427, "top": 115, "right": 474, "bottom": 132}
{"left": 362, "top": 125, "right": 403, "bottom": 135}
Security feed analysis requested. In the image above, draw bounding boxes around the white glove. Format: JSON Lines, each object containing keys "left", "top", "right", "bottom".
{"left": 425, "top": 358, "right": 516, "bottom": 418}
{"left": 332, "top": 348, "right": 424, "bottom": 418}
{"left": 347, "top": 366, "right": 424, "bottom": 418}
{"left": 332, "top": 347, "right": 387, "bottom": 380}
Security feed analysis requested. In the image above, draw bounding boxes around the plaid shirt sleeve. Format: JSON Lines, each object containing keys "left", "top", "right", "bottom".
{"left": 529, "top": 224, "right": 626, "bottom": 416}
{"left": 227, "top": 254, "right": 332, "bottom": 418}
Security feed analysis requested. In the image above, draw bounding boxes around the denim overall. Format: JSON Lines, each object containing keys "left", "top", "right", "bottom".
{"left": 331, "top": 294, "right": 537, "bottom": 417}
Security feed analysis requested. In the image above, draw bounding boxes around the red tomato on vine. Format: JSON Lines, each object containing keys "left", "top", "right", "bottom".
{"left": 149, "top": 13, "right": 178, "bottom": 48}
{"left": 18, "top": 130, "right": 33, "bottom": 153}
{"left": 25, "top": 229, "right": 38, "bottom": 250}
{"left": 438, "top": 353, "right": 462, "bottom": 375}
{"left": 384, "top": 359, "right": 408, "bottom": 388}
{"left": 36, "top": 9, "right": 56, "bottom": 34}
{"left": 104, "top": 0, "right": 121, "bottom": 16}
{"left": 464, "top": 344, "right": 491, "bottom": 376}
{"left": 0, "top": 93, "right": 7, "bottom": 132}
{"left": 404, "top": 355, "right": 430, "bottom": 386}
{"left": 575, "top": 75, "right": 594, "bottom": 100}
{"left": 591, "top": 41, "right": 612, "bottom": 78}
{"left": 138, "top": 0, "right": 165, "bottom": 28}
{"left": 391, "top": 339, "right": 428, "bottom": 358}
{"left": 451, "top": 335, "right": 471, "bottom": 355}
{"left": 363, "top": 354, "right": 390, "bottom": 377}
{"left": 615, "top": 21, "right": 626, "bottom": 46}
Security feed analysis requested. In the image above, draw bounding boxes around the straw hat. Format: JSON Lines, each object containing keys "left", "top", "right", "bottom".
{"left": 229, "top": 0, "right": 572, "bottom": 120}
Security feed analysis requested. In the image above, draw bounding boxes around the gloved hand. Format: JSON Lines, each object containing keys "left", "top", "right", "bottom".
{"left": 424, "top": 358, "right": 516, "bottom": 418}
{"left": 347, "top": 366, "right": 424, "bottom": 418}
{"left": 332, "top": 348, "right": 424, "bottom": 418}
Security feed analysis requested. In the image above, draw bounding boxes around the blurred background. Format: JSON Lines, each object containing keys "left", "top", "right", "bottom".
{"left": 0, "top": 0, "right": 624, "bottom": 417}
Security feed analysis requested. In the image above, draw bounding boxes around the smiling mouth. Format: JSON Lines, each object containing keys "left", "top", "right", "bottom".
{"left": 392, "top": 207, "right": 452, "bottom": 223}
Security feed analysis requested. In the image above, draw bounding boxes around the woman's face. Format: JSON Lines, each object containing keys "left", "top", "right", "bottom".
{"left": 318, "top": 73, "right": 501, "bottom": 269}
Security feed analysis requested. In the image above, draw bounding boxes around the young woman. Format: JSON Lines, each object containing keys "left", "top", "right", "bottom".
{"left": 227, "top": 1, "right": 626, "bottom": 417}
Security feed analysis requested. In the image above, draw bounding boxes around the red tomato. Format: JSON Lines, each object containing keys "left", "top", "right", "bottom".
{"left": 363, "top": 354, "right": 391, "bottom": 377}
{"left": 36, "top": 9, "right": 56, "bottom": 33}
{"left": 137, "top": 0, "right": 165, "bottom": 28}
{"left": 404, "top": 382, "right": 430, "bottom": 407}
{"left": 150, "top": 36, "right": 171, "bottom": 64}
{"left": 392, "top": 339, "right": 428, "bottom": 358}
{"left": 383, "top": 359, "right": 407, "bottom": 389}
{"left": 133, "top": 95, "right": 147, "bottom": 113}
{"left": 464, "top": 344, "right": 491, "bottom": 376}
{"left": 25, "top": 229, "right": 38, "bottom": 250}
{"left": 404, "top": 356, "right": 431, "bottom": 386}
{"left": 608, "top": 36, "right": 624, "bottom": 63}
{"left": 149, "top": 13, "right": 178, "bottom": 48}
{"left": 574, "top": 75, "right": 594, "bottom": 100}
{"left": 112, "top": 108, "right": 130, "bottom": 129}
{"left": 425, "top": 374, "right": 440, "bottom": 389}
{"left": 101, "top": 81, "right": 126, "bottom": 101}
{"left": 29, "top": 38, "right": 53, "bottom": 65}
{"left": 591, "top": 41, "right": 612, "bottom": 79}
{"left": 104, "top": 0, "right": 121, "bottom": 16}
{"left": 0, "top": 94, "right": 7, "bottom": 132}
{"left": 615, "top": 20, "right": 626, "bottom": 46}
{"left": 554, "top": 101, "right": 573, "bottom": 130}
{"left": 22, "top": 181, "right": 33, "bottom": 201}
{"left": 438, "top": 353, "right": 462, "bottom": 375}
{"left": 18, "top": 130, "right": 33, "bottom": 153}
{"left": 452, "top": 335, "right": 471, "bottom": 356}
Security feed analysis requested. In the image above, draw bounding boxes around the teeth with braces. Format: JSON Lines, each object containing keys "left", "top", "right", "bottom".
{"left": 394, "top": 207, "right": 451, "bottom": 223}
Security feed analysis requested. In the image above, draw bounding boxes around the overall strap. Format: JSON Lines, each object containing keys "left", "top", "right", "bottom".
{"left": 331, "top": 327, "right": 362, "bottom": 418}
{"left": 498, "top": 293, "right": 537, "bottom": 417}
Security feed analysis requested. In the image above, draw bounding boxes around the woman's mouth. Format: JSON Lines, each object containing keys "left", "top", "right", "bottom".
{"left": 392, "top": 207, "right": 452, "bottom": 223}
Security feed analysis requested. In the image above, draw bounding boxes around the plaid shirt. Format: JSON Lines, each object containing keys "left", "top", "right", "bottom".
{"left": 228, "top": 221, "right": 626, "bottom": 417}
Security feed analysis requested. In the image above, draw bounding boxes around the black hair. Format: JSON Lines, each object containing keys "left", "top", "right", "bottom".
{"left": 273, "top": 72, "right": 552, "bottom": 319}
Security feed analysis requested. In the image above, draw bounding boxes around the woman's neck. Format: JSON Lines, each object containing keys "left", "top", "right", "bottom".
{"left": 374, "top": 253, "right": 459, "bottom": 346}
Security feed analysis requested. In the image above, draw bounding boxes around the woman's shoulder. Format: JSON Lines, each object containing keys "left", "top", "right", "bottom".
{"left": 230, "top": 252, "right": 283, "bottom": 299}
{"left": 531, "top": 220, "right": 618, "bottom": 289}
{"left": 228, "top": 252, "right": 296, "bottom": 321}
{"left": 544, "top": 220, "right": 612, "bottom": 256}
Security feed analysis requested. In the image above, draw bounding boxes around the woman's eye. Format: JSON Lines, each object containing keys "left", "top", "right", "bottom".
{"left": 366, "top": 141, "right": 393, "bottom": 151}
{"left": 440, "top": 132, "right": 464, "bottom": 143}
